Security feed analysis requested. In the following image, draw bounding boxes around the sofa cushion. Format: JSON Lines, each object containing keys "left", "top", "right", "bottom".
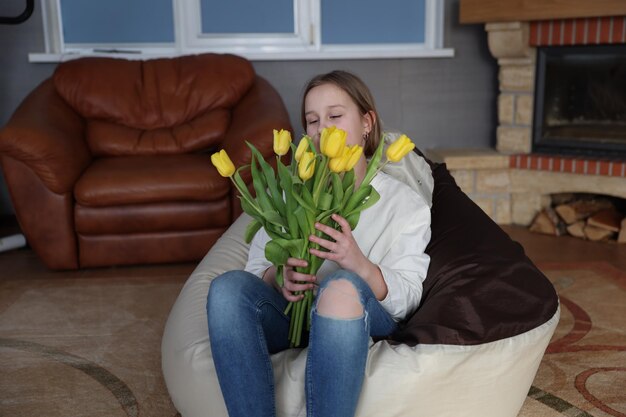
{"left": 74, "top": 155, "right": 229, "bottom": 206}
{"left": 75, "top": 199, "right": 231, "bottom": 235}
{"left": 53, "top": 54, "right": 255, "bottom": 155}
{"left": 86, "top": 109, "right": 231, "bottom": 157}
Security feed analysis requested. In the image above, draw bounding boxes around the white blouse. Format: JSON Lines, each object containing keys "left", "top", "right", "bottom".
{"left": 245, "top": 172, "right": 432, "bottom": 321}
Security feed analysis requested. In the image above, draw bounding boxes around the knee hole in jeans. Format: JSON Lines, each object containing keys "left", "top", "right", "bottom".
{"left": 316, "top": 278, "right": 364, "bottom": 319}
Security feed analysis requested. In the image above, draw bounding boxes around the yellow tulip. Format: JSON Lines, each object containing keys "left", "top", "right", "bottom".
{"left": 386, "top": 134, "right": 415, "bottom": 162}
{"left": 298, "top": 151, "right": 316, "bottom": 181}
{"left": 329, "top": 146, "right": 349, "bottom": 173}
{"left": 320, "top": 126, "right": 347, "bottom": 158}
{"left": 273, "top": 129, "right": 292, "bottom": 156}
{"left": 295, "top": 136, "right": 311, "bottom": 162}
{"left": 211, "top": 149, "right": 236, "bottom": 177}
{"left": 344, "top": 145, "right": 363, "bottom": 171}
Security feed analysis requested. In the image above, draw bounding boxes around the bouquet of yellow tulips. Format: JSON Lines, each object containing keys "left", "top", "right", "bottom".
{"left": 211, "top": 127, "right": 415, "bottom": 347}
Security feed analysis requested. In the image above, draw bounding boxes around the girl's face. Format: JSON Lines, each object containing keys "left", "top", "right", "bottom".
{"left": 304, "top": 83, "right": 372, "bottom": 149}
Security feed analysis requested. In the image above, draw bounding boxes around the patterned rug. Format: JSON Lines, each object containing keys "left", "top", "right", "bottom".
{"left": 0, "top": 261, "right": 623, "bottom": 416}
{"left": 0, "top": 271, "right": 186, "bottom": 417}
{"left": 519, "top": 262, "right": 626, "bottom": 417}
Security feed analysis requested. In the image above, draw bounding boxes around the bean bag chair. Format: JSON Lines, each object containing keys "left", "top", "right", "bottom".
{"left": 161, "top": 159, "right": 559, "bottom": 417}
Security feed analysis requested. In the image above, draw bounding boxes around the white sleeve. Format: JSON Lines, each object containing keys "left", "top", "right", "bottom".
{"left": 378, "top": 199, "right": 431, "bottom": 321}
{"left": 244, "top": 227, "right": 271, "bottom": 278}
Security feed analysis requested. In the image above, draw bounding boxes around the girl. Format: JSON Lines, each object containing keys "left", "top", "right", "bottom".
{"left": 207, "top": 70, "right": 431, "bottom": 417}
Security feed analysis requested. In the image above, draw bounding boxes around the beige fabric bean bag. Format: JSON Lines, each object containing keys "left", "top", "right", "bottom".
{"left": 162, "top": 160, "right": 559, "bottom": 417}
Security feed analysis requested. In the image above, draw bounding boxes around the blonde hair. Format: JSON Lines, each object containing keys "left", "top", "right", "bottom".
{"left": 301, "top": 70, "right": 382, "bottom": 156}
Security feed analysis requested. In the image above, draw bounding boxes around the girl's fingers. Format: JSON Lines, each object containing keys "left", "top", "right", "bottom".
{"left": 285, "top": 281, "right": 313, "bottom": 293}
{"left": 331, "top": 213, "right": 352, "bottom": 233}
{"left": 314, "top": 222, "right": 343, "bottom": 241}
{"left": 286, "top": 257, "right": 308, "bottom": 268}
{"left": 308, "top": 234, "right": 337, "bottom": 252}
{"left": 309, "top": 247, "right": 338, "bottom": 261}
{"left": 281, "top": 288, "right": 304, "bottom": 302}
{"left": 281, "top": 258, "right": 316, "bottom": 302}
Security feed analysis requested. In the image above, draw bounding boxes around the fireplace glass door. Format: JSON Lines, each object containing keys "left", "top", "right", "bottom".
{"left": 533, "top": 45, "right": 626, "bottom": 159}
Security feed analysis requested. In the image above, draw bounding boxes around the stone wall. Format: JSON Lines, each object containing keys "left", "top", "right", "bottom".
{"left": 425, "top": 18, "right": 626, "bottom": 226}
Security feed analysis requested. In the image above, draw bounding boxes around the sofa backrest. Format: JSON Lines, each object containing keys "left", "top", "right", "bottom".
{"left": 53, "top": 54, "right": 255, "bottom": 156}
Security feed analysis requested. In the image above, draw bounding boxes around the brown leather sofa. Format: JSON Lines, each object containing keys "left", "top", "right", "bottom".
{"left": 0, "top": 53, "right": 292, "bottom": 269}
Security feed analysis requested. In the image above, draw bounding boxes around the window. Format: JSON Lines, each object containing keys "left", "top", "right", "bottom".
{"left": 31, "top": 0, "right": 452, "bottom": 62}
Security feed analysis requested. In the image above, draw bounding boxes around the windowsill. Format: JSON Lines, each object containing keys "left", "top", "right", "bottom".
{"left": 28, "top": 47, "right": 455, "bottom": 63}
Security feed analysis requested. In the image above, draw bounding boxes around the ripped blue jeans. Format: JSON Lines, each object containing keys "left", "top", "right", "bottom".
{"left": 207, "top": 269, "right": 398, "bottom": 417}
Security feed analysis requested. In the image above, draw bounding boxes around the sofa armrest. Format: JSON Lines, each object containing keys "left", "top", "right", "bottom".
{"left": 222, "top": 76, "right": 292, "bottom": 183}
{"left": 0, "top": 79, "right": 91, "bottom": 194}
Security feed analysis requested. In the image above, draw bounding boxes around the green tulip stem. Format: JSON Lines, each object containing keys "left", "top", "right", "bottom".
{"left": 312, "top": 156, "right": 329, "bottom": 207}
{"left": 361, "top": 160, "right": 389, "bottom": 189}
{"left": 229, "top": 177, "right": 262, "bottom": 216}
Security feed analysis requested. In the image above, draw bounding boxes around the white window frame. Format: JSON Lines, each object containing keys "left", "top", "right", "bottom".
{"left": 30, "top": 0, "right": 453, "bottom": 63}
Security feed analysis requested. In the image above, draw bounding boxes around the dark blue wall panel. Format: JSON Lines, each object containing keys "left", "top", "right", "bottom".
{"left": 61, "top": 0, "right": 174, "bottom": 43}
{"left": 201, "top": 0, "right": 294, "bottom": 34}
{"left": 322, "top": 0, "right": 425, "bottom": 44}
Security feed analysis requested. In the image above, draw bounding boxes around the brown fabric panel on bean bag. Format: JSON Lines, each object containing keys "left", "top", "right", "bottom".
{"left": 390, "top": 160, "right": 558, "bottom": 346}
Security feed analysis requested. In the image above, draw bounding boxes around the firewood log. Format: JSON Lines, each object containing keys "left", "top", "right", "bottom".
{"left": 587, "top": 209, "right": 623, "bottom": 233}
{"left": 530, "top": 208, "right": 566, "bottom": 236}
{"left": 583, "top": 224, "right": 615, "bottom": 241}
{"left": 554, "top": 199, "right": 614, "bottom": 225}
{"left": 566, "top": 221, "right": 586, "bottom": 239}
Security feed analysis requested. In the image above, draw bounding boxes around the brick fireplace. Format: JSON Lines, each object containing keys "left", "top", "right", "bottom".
{"left": 428, "top": 10, "right": 626, "bottom": 226}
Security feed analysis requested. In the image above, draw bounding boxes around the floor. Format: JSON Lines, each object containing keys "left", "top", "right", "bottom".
{"left": 502, "top": 224, "right": 626, "bottom": 271}
{"left": 0, "top": 217, "right": 624, "bottom": 417}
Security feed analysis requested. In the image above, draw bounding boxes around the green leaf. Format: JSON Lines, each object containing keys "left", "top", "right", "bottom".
{"left": 233, "top": 169, "right": 254, "bottom": 204}
{"left": 292, "top": 184, "right": 316, "bottom": 213}
{"left": 264, "top": 238, "right": 305, "bottom": 266}
{"left": 244, "top": 219, "right": 263, "bottom": 244}
{"left": 294, "top": 206, "right": 311, "bottom": 237}
{"left": 249, "top": 153, "right": 267, "bottom": 188}
{"left": 265, "top": 240, "right": 290, "bottom": 265}
{"left": 277, "top": 238, "right": 305, "bottom": 258}
{"left": 361, "top": 188, "right": 381, "bottom": 211}
{"left": 250, "top": 158, "right": 275, "bottom": 213}
{"left": 315, "top": 209, "right": 334, "bottom": 223}
{"left": 277, "top": 161, "right": 293, "bottom": 192}
{"left": 262, "top": 210, "right": 287, "bottom": 229}
{"left": 342, "top": 169, "right": 355, "bottom": 191}
{"left": 311, "top": 154, "right": 325, "bottom": 193}
{"left": 346, "top": 212, "right": 361, "bottom": 230}
{"left": 331, "top": 173, "right": 343, "bottom": 209}
{"left": 240, "top": 196, "right": 261, "bottom": 219}
{"left": 304, "top": 204, "right": 316, "bottom": 234}
{"left": 342, "top": 183, "right": 354, "bottom": 211}
{"left": 319, "top": 191, "right": 332, "bottom": 211}
{"left": 347, "top": 188, "right": 380, "bottom": 216}
{"left": 247, "top": 142, "right": 286, "bottom": 217}
{"left": 277, "top": 163, "right": 299, "bottom": 239}
{"left": 270, "top": 159, "right": 288, "bottom": 217}
{"left": 301, "top": 184, "right": 315, "bottom": 207}
{"left": 361, "top": 138, "right": 385, "bottom": 186}
{"left": 343, "top": 184, "right": 373, "bottom": 213}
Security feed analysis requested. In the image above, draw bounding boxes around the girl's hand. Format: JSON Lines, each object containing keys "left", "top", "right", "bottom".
{"left": 309, "top": 213, "right": 388, "bottom": 300}
{"left": 309, "top": 213, "right": 369, "bottom": 274}
{"left": 280, "top": 257, "right": 316, "bottom": 302}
